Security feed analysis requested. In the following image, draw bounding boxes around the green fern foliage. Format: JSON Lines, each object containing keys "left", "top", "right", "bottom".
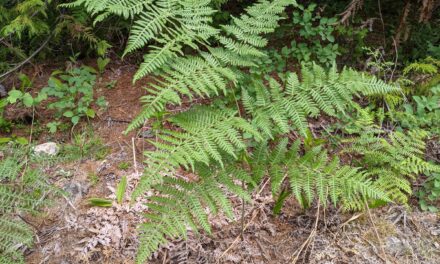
{"left": 211, "top": 0, "right": 292, "bottom": 66}
{"left": 66, "top": 0, "right": 219, "bottom": 75}
{"left": 132, "top": 106, "right": 261, "bottom": 198}
{"left": 126, "top": 55, "right": 236, "bottom": 132}
{"left": 255, "top": 138, "right": 390, "bottom": 210}
{"left": 62, "top": 0, "right": 153, "bottom": 20}
{"left": 135, "top": 135, "right": 396, "bottom": 261}
{"left": 0, "top": 217, "right": 33, "bottom": 258}
{"left": 66, "top": 2, "right": 413, "bottom": 263}
{"left": 345, "top": 127, "right": 440, "bottom": 203}
{"left": 137, "top": 163, "right": 253, "bottom": 263}
{"left": 242, "top": 63, "right": 399, "bottom": 137}
{"left": 70, "top": 0, "right": 296, "bottom": 132}
{"left": 403, "top": 57, "right": 440, "bottom": 76}
{"left": 0, "top": 0, "right": 49, "bottom": 39}
{"left": 0, "top": 150, "right": 49, "bottom": 263}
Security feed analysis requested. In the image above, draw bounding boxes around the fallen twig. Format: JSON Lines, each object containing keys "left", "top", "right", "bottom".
{"left": 0, "top": 31, "right": 54, "bottom": 80}
{"left": 291, "top": 202, "right": 321, "bottom": 264}
{"left": 365, "top": 202, "right": 389, "bottom": 263}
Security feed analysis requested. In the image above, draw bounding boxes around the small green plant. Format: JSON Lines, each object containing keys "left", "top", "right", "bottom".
{"left": 95, "top": 146, "right": 110, "bottom": 160}
{"left": 46, "top": 121, "right": 61, "bottom": 134}
{"left": 117, "top": 162, "right": 130, "bottom": 170}
{"left": 105, "top": 80, "right": 117, "bottom": 89}
{"left": 40, "top": 66, "right": 107, "bottom": 132}
{"left": 418, "top": 173, "right": 440, "bottom": 212}
{"left": 403, "top": 58, "right": 439, "bottom": 76}
{"left": 7, "top": 89, "right": 46, "bottom": 108}
{"left": 17, "top": 73, "right": 33, "bottom": 92}
{"left": 0, "top": 136, "right": 28, "bottom": 145}
{"left": 290, "top": 4, "right": 339, "bottom": 65}
{"left": 6, "top": 66, "right": 107, "bottom": 133}
{"left": 96, "top": 40, "right": 112, "bottom": 74}
{"left": 97, "top": 57, "right": 110, "bottom": 74}
{"left": 116, "top": 176, "right": 127, "bottom": 204}
{"left": 87, "top": 198, "right": 112, "bottom": 207}
{"left": 393, "top": 57, "right": 440, "bottom": 135}
{"left": 88, "top": 172, "right": 99, "bottom": 186}
{"left": 252, "top": 3, "right": 340, "bottom": 75}
{"left": 364, "top": 47, "right": 396, "bottom": 82}
{"left": 87, "top": 176, "right": 128, "bottom": 207}
{"left": 396, "top": 85, "right": 440, "bottom": 134}
{"left": 61, "top": 130, "right": 109, "bottom": 160}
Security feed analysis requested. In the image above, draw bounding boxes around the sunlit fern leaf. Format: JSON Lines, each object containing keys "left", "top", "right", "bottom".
{"left": 123, "top": 4, "right": 176, "bottom": 55}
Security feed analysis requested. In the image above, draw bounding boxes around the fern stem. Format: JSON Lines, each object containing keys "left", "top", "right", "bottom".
{"left": 240, "top": 179, "right": 245, "bottom": 239}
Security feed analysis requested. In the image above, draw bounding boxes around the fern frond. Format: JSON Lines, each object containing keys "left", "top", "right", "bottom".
{"left": 403, "top": 59, "right": 439, "bottom": 75}
{"left": 136, "top": 162, "right": 251, "bottom": 263}
{"left": 127, "top": 56, "right": 236, "bottom": 132}
{"left": 0, "top": 150, "right": 51, "bottom": 261}
{"left": 255, "top": 139, "right": 391, "bottom": 210}
{"left": 132, "top": 106, "right": 260, "bottom": 198}
{"left": 346, "top": 127, "right": 440, "bottom": 203}
{"left": 0, "top": 217, "right": 33, "bottom": 255}
{"left": 244, "top": 63, "right": 400, "bottom": 137}
{"left": 124, "top": 3, "right": 177, "bottom": 55}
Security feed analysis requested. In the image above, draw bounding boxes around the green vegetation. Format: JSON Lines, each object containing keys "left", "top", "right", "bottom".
{"left": 61, "top": 130, "right": 109, "bottom": 160}
{"left": 418, "top": 172, "right": 440, "bottom": 212}
{"left": 1, "top": 0, "right": 440, "bottom": 263}
{"left": 41, "top": 66, "right": 106, "bottom": 131}
{"left": 117, "top": 161, "right": 130, "bottom": 170}
{"left": 87, "top": 197, "right": 112, "bottom": 207}
{"left": 283, "top": 3, "right": 339, "bottom": 65}
{"left": 6, "top": 66, "right": 106, "bottom": 133}
{"left": 0, "top": 145, "right": 54, "bottom": 263}
{"left": 116, "top": 176, "right": 127, "bottom": 204}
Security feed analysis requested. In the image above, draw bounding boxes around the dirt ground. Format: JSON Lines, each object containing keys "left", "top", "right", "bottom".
{"left": 8, "top": 61, "right": 439, "bottom": 264}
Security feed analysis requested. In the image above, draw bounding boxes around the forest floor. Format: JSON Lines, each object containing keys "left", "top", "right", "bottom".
{"left": 7, "top": 61, "right": 440, "bottom": 264}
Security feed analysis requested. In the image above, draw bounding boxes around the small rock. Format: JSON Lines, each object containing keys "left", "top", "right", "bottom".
{"left": 63, "top": 181, "right": 89, "bottom": 203}
{"left": 0, "top": 84, "right": 6, "bottom": 98}
{"left": 431, "top": 228, "right": 440, "bottom": 236}
{"left": 34, "top": 142, "right": 59, "bottom": 156}
{"left": 97, "top": 159, "right": 111, "bottom": 174}
{"left": 386, "top": 236, "right": 409, "bottom": 255}
{"left": 139, "top": 129, "right": 154, "bottom": 138}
